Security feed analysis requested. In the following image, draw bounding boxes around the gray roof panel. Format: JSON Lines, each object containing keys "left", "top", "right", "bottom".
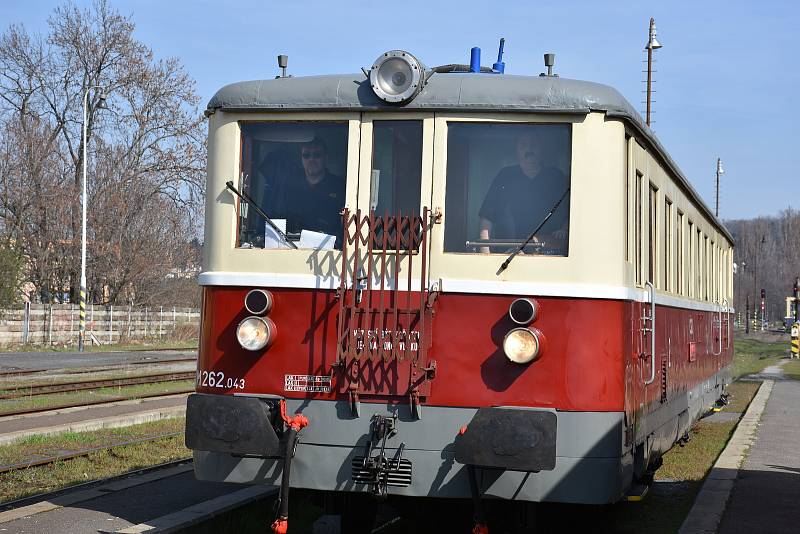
{"left": 207, "top": 73, "right": 732, "bottom": 243}
{"left": 207, "top": 73, "right": 639, "bottom": 117}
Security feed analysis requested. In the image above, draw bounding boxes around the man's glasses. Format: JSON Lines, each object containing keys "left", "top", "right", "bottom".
{"left": 302, "top": 150, "right": 323, "bottom": 160}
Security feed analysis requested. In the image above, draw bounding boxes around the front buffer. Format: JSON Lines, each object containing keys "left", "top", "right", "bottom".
{"left": 187, "top": 394, "right": 627, "bottom": 503}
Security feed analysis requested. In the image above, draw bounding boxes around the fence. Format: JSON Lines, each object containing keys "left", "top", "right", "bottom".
{"left": 0, "top": 304, "right": 200, "bottom": 347}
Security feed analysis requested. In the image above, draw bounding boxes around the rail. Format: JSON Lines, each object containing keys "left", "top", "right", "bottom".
{"left": 0, "top": 389, "right": 192, "bottom": 417}
{"left": 0, "top": 371, "right": 195, "bottom": 399}
{"left": 0, "top": 356, "right": 196, "bottom": 378}
{"left": 0, "top": 431, "right": 184, "bottom": 476}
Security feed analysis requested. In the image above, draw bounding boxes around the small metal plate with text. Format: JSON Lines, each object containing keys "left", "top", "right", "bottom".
{"left": 284, "top": 374, "right": 332, "bottom": 393}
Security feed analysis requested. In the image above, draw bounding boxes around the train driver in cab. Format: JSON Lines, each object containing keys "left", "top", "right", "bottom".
{"left": 256, "top": 136, "right": 345, "bottom": 245}
{"left": 478, "top": 131, "right": 570, "bottom": 254}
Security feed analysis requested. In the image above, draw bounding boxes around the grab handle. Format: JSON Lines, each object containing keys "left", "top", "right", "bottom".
{"left": 644, "top": 281, "right": 656, "bottom": 385}
{"left": 722, "top": 298, "right": 730, "bottom": 350}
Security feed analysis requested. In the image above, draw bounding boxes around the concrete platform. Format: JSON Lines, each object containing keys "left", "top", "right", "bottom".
{"left": 0, "top": 395, "right": 188, "bottom": 445}
{"left": 717, "top": 377, "right": 800, "bottom": 534}
{"left": 681, "top": 358, "right": 800, "bottom": 534}
{"left": 0, "top": 463, "right": 263, "bottom": 533}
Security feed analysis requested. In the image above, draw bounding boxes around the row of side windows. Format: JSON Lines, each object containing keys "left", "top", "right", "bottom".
{"left": 628, "top": 139, "right": 732, "bottom": 302}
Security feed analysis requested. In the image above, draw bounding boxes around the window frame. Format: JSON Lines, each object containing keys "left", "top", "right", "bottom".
{"left": 355, "top": 113, "right": 434, "bottom": 221}
{"left": 234, "top": 116, "right": 360, "bottom": 250}
{"left": 663, "top": 197, "right": 672, "bottom": 292}
{"left": 436, "top": 117, "right": 575, "bottom": 257}
{"left": 676, "top": 210, "right": 684, "bottom": 296}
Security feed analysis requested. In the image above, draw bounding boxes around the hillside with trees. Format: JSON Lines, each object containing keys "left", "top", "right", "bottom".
{"left": 726, "top": 208, "right": 800, "bottom": 325}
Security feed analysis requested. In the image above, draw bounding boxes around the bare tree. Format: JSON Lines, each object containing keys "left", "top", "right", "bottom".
{"left": 727, "top": 209, "right": 800, "bottom": 325}
{"left": 0, "top": 0, "right": 204, "bottom": 305}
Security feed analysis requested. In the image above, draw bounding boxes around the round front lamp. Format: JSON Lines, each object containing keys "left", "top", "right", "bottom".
{"left": 236, "top": 316, "right": 276, "bottom": 351}
{"left": 509, "top": 298, "right": 538, "bottom": 325}
{"left": 245, "top": 289, "right": 273, "bottom": 315}
{"left": 503, "top": 328, "right": 543, "bottom": 364}
{"left": 369, "top": 50, "right": 424, "bottom": 104}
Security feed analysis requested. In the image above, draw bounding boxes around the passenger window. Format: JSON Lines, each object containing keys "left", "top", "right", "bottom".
{"left": 370, "top": 121, "right": 423, "bottom": 215}
{"left": 648, "top": 184, "right": 657, "bottom": 284}
{"left": 444, "top": 123, "right": 571, "bottom": 255}
{"left": 238, "top": 122, "right": 348, "bottom": 249}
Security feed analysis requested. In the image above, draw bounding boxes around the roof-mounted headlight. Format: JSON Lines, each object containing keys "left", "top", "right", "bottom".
{"left": 369, "top": 50, "right": 424, "bottom": 104}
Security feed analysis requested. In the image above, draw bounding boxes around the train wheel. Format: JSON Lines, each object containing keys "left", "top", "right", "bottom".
{"left": 388, "top": 496, "right": 473, "bottom": 533}
{"left": 323, "top": 492, "right": 377, "bottom": 534}
{"left": 487, "top": 500, "right": 538, "bottom": 534}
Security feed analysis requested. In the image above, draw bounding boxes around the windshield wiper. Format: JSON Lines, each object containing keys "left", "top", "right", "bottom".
{"left": 225, "top": 180, "right": 298, "bottom": 249}
{"left": 496, "top": 187, "right": 570, "bottom": 275}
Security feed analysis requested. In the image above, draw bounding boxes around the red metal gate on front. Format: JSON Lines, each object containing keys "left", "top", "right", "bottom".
{"left": 335, "top": 207, "right": 437, "bottom": 416}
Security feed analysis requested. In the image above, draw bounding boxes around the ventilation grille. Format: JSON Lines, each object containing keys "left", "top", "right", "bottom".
{"left": 351, "top": 457, "right": 412, "bottom": 487}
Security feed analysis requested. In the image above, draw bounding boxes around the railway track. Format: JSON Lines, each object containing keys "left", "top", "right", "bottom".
{"left": 0, "top": 371, "right": 196, "bottom": 399}
{"left": 0, "top": 356, "right": 196, "bottom": 378}
{"left": 0, "top": 388, "right": 193, "bottom": 417}
{"left": 0, "top": 431, "right": 184, "bottom": 476}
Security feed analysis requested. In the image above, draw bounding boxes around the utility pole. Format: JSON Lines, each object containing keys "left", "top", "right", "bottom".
{"left": 715, "top": 157, "right": 724, "bottom": 217}
{"left": 752, "top": 235, "right": 765, "bottom": 333}
{"left": 746, "top": 294, "right": 750, "bottom": 334}
{"left": 741, "top": 260, "right": 749, "bottom": 333}
{"left": 792, "top": 277, "right": 799, "bottom": 358}
{"left": 644, "top": 17, "right": 663, "bottom": 127}
{"left": 79, "top": 86, "right": 108, "bottom": 352}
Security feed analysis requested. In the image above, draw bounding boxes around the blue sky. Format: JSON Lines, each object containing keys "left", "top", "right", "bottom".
{"left": 2, "top": 0, "right": 797, "bottom": 220}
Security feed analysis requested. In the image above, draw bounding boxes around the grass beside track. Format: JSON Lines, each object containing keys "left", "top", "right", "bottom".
{"left": 0, "top": 417, "right": 188, "bottom": 504}
{"left": 656, "top": 380, "right": 760, "bottom": 482}
{"left": 731, "top": 338, "right": 788, "bottom": 378}
{"left": 783, "top": 358, "right": 800, "bottom": 380}
{"left": 0, "top": 380, "right": 193, "bottom": 415}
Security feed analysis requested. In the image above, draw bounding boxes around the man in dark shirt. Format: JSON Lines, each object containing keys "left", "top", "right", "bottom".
{"left": 283, "top": 138, "right": 345, "bottom": 243}
{"left": 478, "top": 132, "right": 570, "bottom": 254}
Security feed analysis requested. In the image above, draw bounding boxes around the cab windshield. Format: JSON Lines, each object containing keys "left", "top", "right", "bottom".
{"left": 443, "top": 123, "right": 572, "bottom": 256}
{"left": 237, "top": 121, "right": 348, "bottom": 249}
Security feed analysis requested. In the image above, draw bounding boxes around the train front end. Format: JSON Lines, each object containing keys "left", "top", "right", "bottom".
{"left": 187, "top": 50, "right": 733, "bottom": 525}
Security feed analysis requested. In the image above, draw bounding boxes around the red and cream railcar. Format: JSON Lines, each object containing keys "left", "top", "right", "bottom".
{"left": 187, "top": 49, "right": 733, "bottom": 531}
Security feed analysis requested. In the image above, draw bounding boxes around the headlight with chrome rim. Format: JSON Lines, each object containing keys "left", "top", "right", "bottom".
{"left": 236, "top": 316, "right": 276, "bottom": 351}
{"left": 503, "top": 327, "right": 544, "bottom": 364}
{"left": 369, "top": 50, "right": 425, "bottom": 104}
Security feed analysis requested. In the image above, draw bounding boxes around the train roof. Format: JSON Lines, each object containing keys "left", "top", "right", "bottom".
{"left": 207, "top": 73, "right": 733, "bottom": 243}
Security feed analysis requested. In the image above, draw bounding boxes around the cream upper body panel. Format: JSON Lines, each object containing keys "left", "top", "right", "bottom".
{"left": 202, "top": 110, "right": 628, "bottom": 294}
{"left": 203, "top": 111, "right": 361, "bottom": 289}
{"left": 201, "top": 106, "right": 730, "bottom": 309}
